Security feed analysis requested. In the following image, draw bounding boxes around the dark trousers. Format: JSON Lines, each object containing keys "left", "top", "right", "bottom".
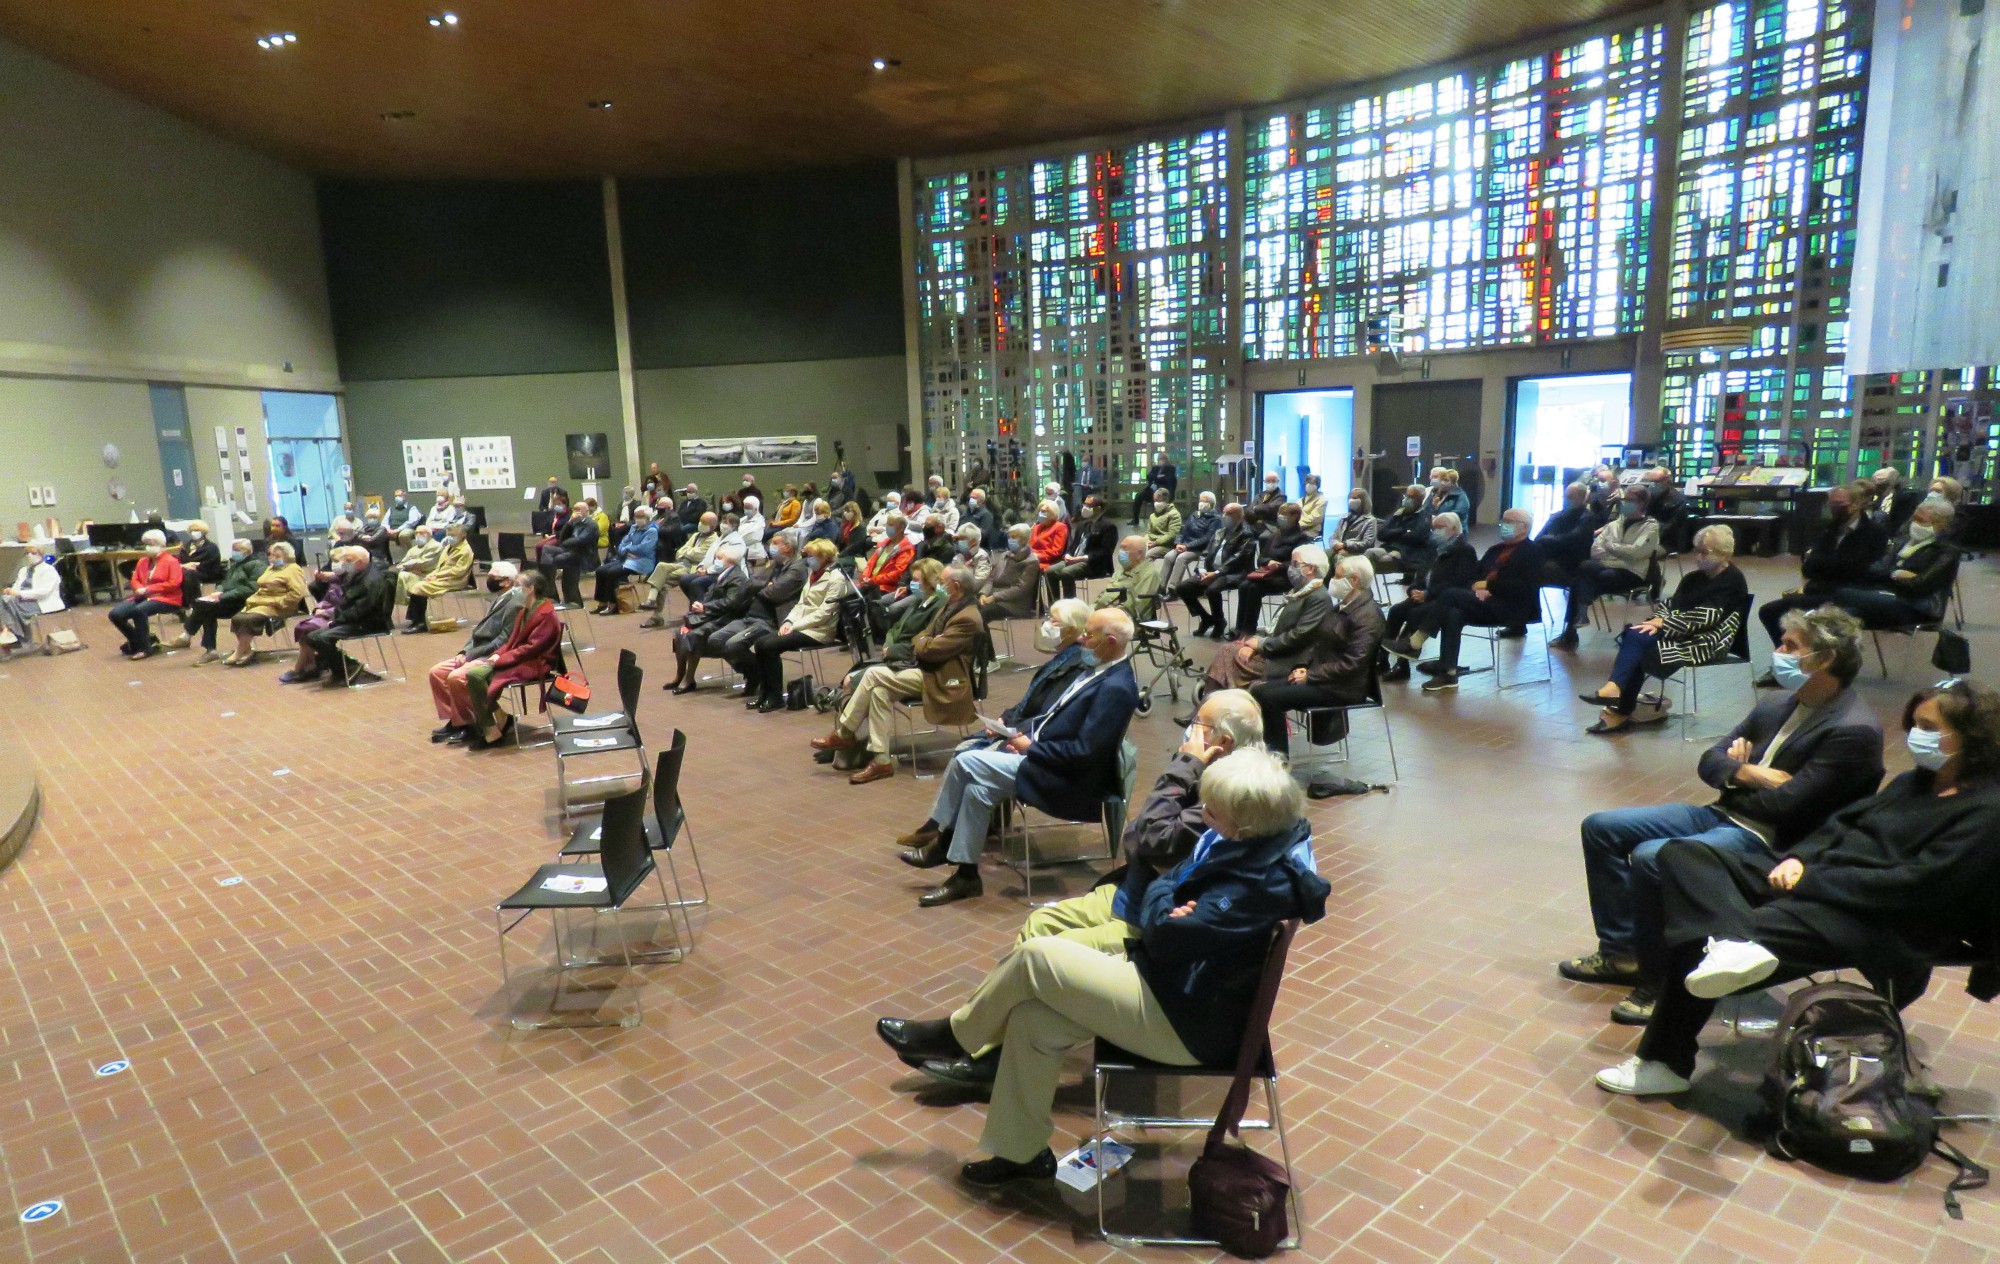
{"left": 1567, "top": 561, "right": 1645, "bottom": 627}
{"left": 539, "top": 563, "right": 584, "bottom": 606}
{"left": 1237, "top": 575, "right": 1288, "bottom": 634}
{"left": 593, "top": 563, "right": 633, "bottom": 604}
{"left": 680, "top": 572, "right": 717, "bottom": 604}
{"left": 304, "top": 623, "right": 367, "bottom": 680}
{"left": 108, "top": 598, "right": 178, "bottom": 654}
{"left": 750, "top": 629, "right": 827, "bottom": 700}
{"left": 1635, "top": 844, "right": 1928, "bottom": 1077}
{"left": 1412, "top": 588, "right": 1509, "bottom": 672}
{"left": 1249, "top": 680, "right": 1355, "bottom": 754}
{"left": 1758, "top": 587, "right": 1835, "bottom": 645}
{"left": 1044, "top": 557, "right": 1091, "bottom": 601}
{"left": 1383, "top": 596, "right": 1422, "bottom": 643}
{"left": 406, "top": 594, "right": 430, "bottom": 625}
{"left": 1605, "top": 627, "right": 1669, "bottom": 715}
{"left": 183, "top": 594, "right": 247, "bottom": 650}
{"left": 1176, "top": 574, "right": 1238, "bottom": 626}
{"left": 1827, "top": 586, "right": 1931, "bottom": 629}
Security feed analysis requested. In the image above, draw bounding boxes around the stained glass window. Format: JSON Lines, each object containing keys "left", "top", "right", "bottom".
{"left": 1659, "top": 0, "right": 1871, "bottom": 481}
{"left": 914, "top": 129, "right": 1231, "bottom": 507}
{"left": 1241, "top": 23, "right": 1666, "bottom": 361}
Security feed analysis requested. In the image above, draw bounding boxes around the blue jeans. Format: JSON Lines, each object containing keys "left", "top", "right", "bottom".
{"left": 928, "top": 747, "right": 1026, "bottom": 865}
{"left": 1579, "top": 803, "right": 1771, "bottom": 975}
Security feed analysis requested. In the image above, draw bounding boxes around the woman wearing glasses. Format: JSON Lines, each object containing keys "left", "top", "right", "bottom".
{"left": 1596, "top": 677, "right": 2000, "bottom": 1096}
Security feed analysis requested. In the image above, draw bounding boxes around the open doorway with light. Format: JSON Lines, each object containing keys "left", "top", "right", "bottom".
{"left": 1256, "top": 388, "right": 1356, "bottom": 515}
{"left": 1507, "top": 373, "right": 1632, "bottom": 531}
{"left": 263, "top": 392, "right": 347, "bottom": 532}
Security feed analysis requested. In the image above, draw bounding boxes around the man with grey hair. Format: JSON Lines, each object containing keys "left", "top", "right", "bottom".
{"left": 898, "top": 607, "right": 1140, "bottom": 907}
{"left": 1385, "top": 506, "right": 1546, "bottom": 693}
{"left": 912, "top": 688, "right": 1268, "bottom": 1087}
{"left": 667, "top": 540, "right": 755, "bottom": 693}
{"left": 1379, "top": 508, "right": 1475, "bottom": 682}
{"left": 1092, "top": 534, "right": 1163, "bottom": 621}
{"left": 815, "top": 560, "right": 977, "bottom": 785}
{"left": 302, "top": 544, "right": 392, "bottom": 687}
{"left": 715, "top": 529, "right": 809, "bottom": 680}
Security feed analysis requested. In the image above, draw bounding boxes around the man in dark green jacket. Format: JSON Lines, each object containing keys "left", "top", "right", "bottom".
{"left": 183, "top": 538, "right": 267, "bottom": 663}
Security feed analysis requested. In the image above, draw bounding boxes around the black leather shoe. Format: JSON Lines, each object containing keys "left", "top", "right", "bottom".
{"left": 1552, "top": 629, "right": 1580, "bottom": 649}
{"left": 1496, "top": 625, "right": 1527, "bottom": 640}
{"left": 755, "top": 696, "right": 785, "bottom": 713}
{"left": 876, "top": 1016, "right": 965, "bottom": 1065}
{"left": 430, "top": 724, "right": 464, "bottom": 744}
{"left": 1752, "top": 669, "right": 1780, "bottom": 689}
{"left": 672, "top": 682, "right": 698, "bottom": 696}
{"left": 899, "top": 839, "right": 948, "bottom": 869}
{"left": 1380, "top": 660, "right": 1411, "bottom": 683}
{"left": 961, "top": 1149, "right": 1056, "bottom": 1188}
{"left": 921, "top": 1051, "right": 1000, "bottom": 1088}
{"left": 918, "top": 868, "right": 983, "bottom": 907}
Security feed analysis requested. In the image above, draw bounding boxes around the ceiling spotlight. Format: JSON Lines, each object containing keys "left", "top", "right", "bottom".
{"left": 427, "top": 12, "right": 459, "bottom": 26}
{"left": 587, "top": 99, "right": 613, "bottom": 110}
{"left": 871, "top": 57, "right": 900, "bottom": 70}
{"left": 257, "top": 32, "right": 296, "bottom": 49}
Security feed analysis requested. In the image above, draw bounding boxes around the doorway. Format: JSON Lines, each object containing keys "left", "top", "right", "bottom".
{"left": 1507, "top": 373, "right": 1633, "bottom": 531}
{"left": 1256, "top": 389, "right": 1356, "bottom": 511}
{"left": 148, "top": 384, "right": 200, "bottom": 520}
{"left": 263, "top": 392, "right": 346, "bottom": 532}
{"left": 1368, "top": 379, "right": 1483, "bottom": 524}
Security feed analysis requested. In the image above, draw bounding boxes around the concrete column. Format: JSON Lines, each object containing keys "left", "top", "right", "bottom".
{"left": 602, "top": 176, "right": 642, "bottom": 489}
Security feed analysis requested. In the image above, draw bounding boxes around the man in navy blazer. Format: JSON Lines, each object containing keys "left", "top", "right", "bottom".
{"left": 902, "top": 607, "right": 1140, "bottom": 907}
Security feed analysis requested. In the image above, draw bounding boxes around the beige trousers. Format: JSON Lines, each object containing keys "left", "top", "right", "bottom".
{"left": 950, "top": 936, "right": 1195, "bottom": 1163}
{"left": 1014, "top": 883, "right": 1131, "bottom": 955}
{"left": 837, "top": 664, "right": 922, "bottom": 758}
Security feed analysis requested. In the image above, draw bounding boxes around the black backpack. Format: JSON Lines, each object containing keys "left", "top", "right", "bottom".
{"left": 1753, "top": 981, "right": 1986, "bottom": 1216}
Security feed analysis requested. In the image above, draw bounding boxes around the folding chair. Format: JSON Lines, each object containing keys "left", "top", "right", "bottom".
{"left": 1287, "top": 670, "right": 1399, "bottom": 781}
{"left": 1094, "top": 920, "right": 1303, "bottom": 1250}
{"left": 554, "top": 645, "right": 646, "bottom": 818}
{"left": 889, "top": 628, "right": 990, "bottom": 777}
{"left": 1461, "top": 616, "right": 1552, "bottom": 689}
{"left": 1588, "top": 560, "right": 1660, "bottom": 632}
{"left": 492, "top": 783, "right": 654, "bottom": 1030}
{"left": 560, "top": 731, "right": 706, "bottom": 923}
{"left": 335, "top": 583, "right": 406, "bottom": 687}
{"left": 1646, "top": 590, "right": 1757, "bottom": 742}
{"left": 999, "top": 739, "right": 1135, "bottom": 906}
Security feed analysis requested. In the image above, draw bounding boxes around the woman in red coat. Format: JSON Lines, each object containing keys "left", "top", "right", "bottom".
{"left": 464, "top": 571, "right": 565, "bottom": 749}
{"left": 107, "top": 529, "right": 186, "bottom": 658}
{"left": 1028, "top": 500, "right": 1068, "bottom": 568}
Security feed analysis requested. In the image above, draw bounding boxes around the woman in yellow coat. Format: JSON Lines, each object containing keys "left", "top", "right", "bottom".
{"left": 403, "top": 523, "right": 476, "bottom": 629}
{"left": 221, "top": 541, "right": 311, "bottom": 666}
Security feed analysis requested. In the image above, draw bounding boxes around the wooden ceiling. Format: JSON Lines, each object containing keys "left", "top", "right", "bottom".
{"left": 0, "top": 0, "right": 1656, "bottom": 178}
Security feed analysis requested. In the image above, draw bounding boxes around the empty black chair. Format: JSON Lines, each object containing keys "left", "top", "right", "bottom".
{"left": 554, "top": 649, "right": 646, "bottom": 816}
{"left": 493, "top": 782, "right": 655, "bottom": 1029}
{"left": 561, "top": 730, "right": 706, "bottom": 915}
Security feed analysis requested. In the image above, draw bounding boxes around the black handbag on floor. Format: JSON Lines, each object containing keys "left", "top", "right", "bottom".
{"left": 1934, "top": 628, "right": 1971, "bottom": 676}
{"left": 785, "top": 675, "right": 814, "bottom": 711}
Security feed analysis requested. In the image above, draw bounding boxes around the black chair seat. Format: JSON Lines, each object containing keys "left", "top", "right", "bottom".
{"left": 1094, "top": 1037, "right": 1276, "bottom": 1079}
{"left": 556, "top": 729, "right": 641, "bottom": 757}
{"left": 561, "top": 806, "right": 684, "bottom": 856}
{"left": 498, "top": 862, "right": 627, "bottom": 910}
{"left": 553, "top": 709, "right": 629, "bottom": 735}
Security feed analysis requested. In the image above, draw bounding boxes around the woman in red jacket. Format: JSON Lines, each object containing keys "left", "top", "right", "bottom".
{"left": 1028, "top": 500, "right": 1068, "bottom": 568}
{"left": 462, "top": 571, "right": 564, "bottom": 749}
{"left": 107, "top": 529, "right": 186, "bottom": 658}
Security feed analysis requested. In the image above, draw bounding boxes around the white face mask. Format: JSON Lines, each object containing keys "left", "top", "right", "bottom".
{"left": 1907, "top": 523, "right": 1936, "bottom": 544}
{"left": 1328, "top": 577, "right": 1353, "bottom": 601}
{"left": 1033, "top": 620, "right": 1064, "bottom": 653}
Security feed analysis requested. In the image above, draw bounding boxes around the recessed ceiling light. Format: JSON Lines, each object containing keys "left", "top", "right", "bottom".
{"left": 256, "top": 31, "right": 297, "bottom": 49}
{"left": 871, "top": 57, "right": 901, "bottom": 71}
{"left": 587, "top": 99, "right": 613, "bottom": 110}
{"left": 427, "top": 12, "right": 459, "bottom": 26}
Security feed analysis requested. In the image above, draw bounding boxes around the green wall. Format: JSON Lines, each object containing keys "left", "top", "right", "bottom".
{"left": 0, "top": 377, "right": 164, "bottom": 529}
{"left": 342, "top": 372, "right": 624, "bottom": 531}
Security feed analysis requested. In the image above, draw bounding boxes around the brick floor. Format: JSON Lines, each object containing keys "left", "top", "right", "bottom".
{"left": 0, "top": 551, "right": 1996, "bottom": 1262}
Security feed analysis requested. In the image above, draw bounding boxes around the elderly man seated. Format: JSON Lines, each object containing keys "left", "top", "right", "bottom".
{"left": 640, "top": 511, "right": 719, "bottom": 625}
{"left": 1561, "top": 606, "right": 1882, "bottom": 1024}
{"left": 713, "top": 530, "right": 809, "bottom": 681}
{"left": 980, "top": 524, "right": 1043, "bottom": 624}
{"left": 1093, "top": 534, "right": 1163, "bottom": 621}
{"left": 301, "top": 545, "right": 392, "bottom": 687}
{"left": 903, "top": 688, "right": 1267, "bottom": 1087}
{"left": 811, "top": 560, "right": 976, "bottom": 785}
{"left": 401, "top": 522, "right": 475, "bottom": 629}
{"left": 1248, "top": 553, "right": 1386, "bottom": 757}
{"left": 889, "top": 607, "right": 1140, "bottom": 907}
{"left": 392, "top": 523, "right": 445, "bottom": 607}
{"left": 666, "top": 541, "right": 755, "bottom": 693}
{"left": 427, "top": 561, "right": 528, "bottom": 744}
{"left": 876, "top": 748, "right": 1329, "bottom": 1187}
{"left": 1384, "top": 507, "right": 1546, "bottom": 693}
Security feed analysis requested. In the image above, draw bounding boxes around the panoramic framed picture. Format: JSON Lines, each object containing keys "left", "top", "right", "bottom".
{"left": 680, "top": 434, "right": 819, "bottom": 468}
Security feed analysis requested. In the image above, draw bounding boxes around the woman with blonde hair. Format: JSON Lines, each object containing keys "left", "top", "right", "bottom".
{"left": 223, "top": 541, "right": 311, "bottom": 666}
{"left": 743, "top": 537, "right": 852, "bottom": 711}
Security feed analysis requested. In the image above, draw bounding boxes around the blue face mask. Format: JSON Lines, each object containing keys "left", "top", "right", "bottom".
{"left": 1622, "top": 501, "right": 1643, "bottom": 518}
{"left": 1769, "top": 650, "right": 1811, "bottom": 691}
{"left": 1907, "top": 727, "right": 1950, "bottom": 771}
{"left": 1496, "top": 522, "right": 1519, "bottom": 541}
{"left": 1430, "top": 529, "right": 1453, "bottom": 546}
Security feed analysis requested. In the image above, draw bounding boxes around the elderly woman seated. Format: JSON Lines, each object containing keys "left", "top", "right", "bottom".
{"left": 222, "top": 542, "right": 311, "bottom": 666}
{"left": 1185, "top": 543, "right": 1339, "bottom": 715}
{"left": 980, "top": 524, "right": 1043, "bottom": 623}
{"left": 107, "top": 529, "right": 184, "bottom": 659}
{"left": 435, "top": 570, "right": 564, "bottom": 749}
{"left": 743, "top": 538, "right": 852, "bottom": 712}
{"left": 1, "top": 542, "right": 64, "bottom": 656}
{"left": 1578, "top": 524, "right": 1748, "bottom": 734}
{"left": 875, "top": 748, "right": 1329, "bottom": 1186}
{"left": 401, "top": 522, "right": 476, "bottom": 628}
{"left": 1244, "top": 553, "right": 1386, "bottom": 757}
{"left": 427, "top": 562, "right": 528, "bottom": 743}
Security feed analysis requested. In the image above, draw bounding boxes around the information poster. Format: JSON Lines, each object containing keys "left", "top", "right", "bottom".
{"left": 460, "top": 435, "right": 517, "bottom": 490}
{"left": 402, "top": 438, "right": 458, "bottom": 493}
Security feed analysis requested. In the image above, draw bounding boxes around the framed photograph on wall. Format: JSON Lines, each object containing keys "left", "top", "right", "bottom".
{"left": 460, "top": 435, "right": 517, "bottom": 490}
{"left": 565, "top": 432, "right": 611, "bottom": 481}
{"left": 401, "top": 438, "right": 458, "bottom": 493}
{"left": 680, "top": 434, "right": 819, "bottom": 468}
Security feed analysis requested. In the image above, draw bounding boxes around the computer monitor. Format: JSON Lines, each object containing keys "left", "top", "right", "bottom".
{"left": 119, "top": 523, "right": 151, "bottom": 548}
{"left": 86, "top": 524, "right": 125, "bottom": 550}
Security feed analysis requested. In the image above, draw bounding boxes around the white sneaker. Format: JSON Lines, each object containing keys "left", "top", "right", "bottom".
{"left": 1594, "top": 1056, "right": 1691, "bottom": 1096}
{"left": 1685, "top": 937, "right": 1779, "bottom": 999}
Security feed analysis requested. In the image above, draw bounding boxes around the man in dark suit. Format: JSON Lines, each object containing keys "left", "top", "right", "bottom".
{"left": 1133, "top": 456, "right": 1178, "bottom": 524}
{"left": 666, "top": 542, "right": 755, "bottom": 693}
{"left": 1175, "top": 502, "right": 1258, "bottom": 639}
{"left": 303, "top": 545, "right": 393, "bottom": 687}
{"left": 1379, "top": 508, "right": 1475, "bottom": 682}
{"left": 1394, "top": 506, "right": 1546, "bottom": 693}
{"left": 1537, "top": 482, "right": 1598, "bottom": 574}
{"left": 1558, "top": 605, "right": 1881, "bottom": 1024}
{"left": 1754, "top": 481, "right": 1890, "bottom": 677}
{"left": 902, "top": 608, "right": 1141, "bottom": 908}
{"left": 677, "top": 483, "right": 707, "bottom": 530}
{"left": 537, "top": 476, "right": 570, "bottom": 514}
